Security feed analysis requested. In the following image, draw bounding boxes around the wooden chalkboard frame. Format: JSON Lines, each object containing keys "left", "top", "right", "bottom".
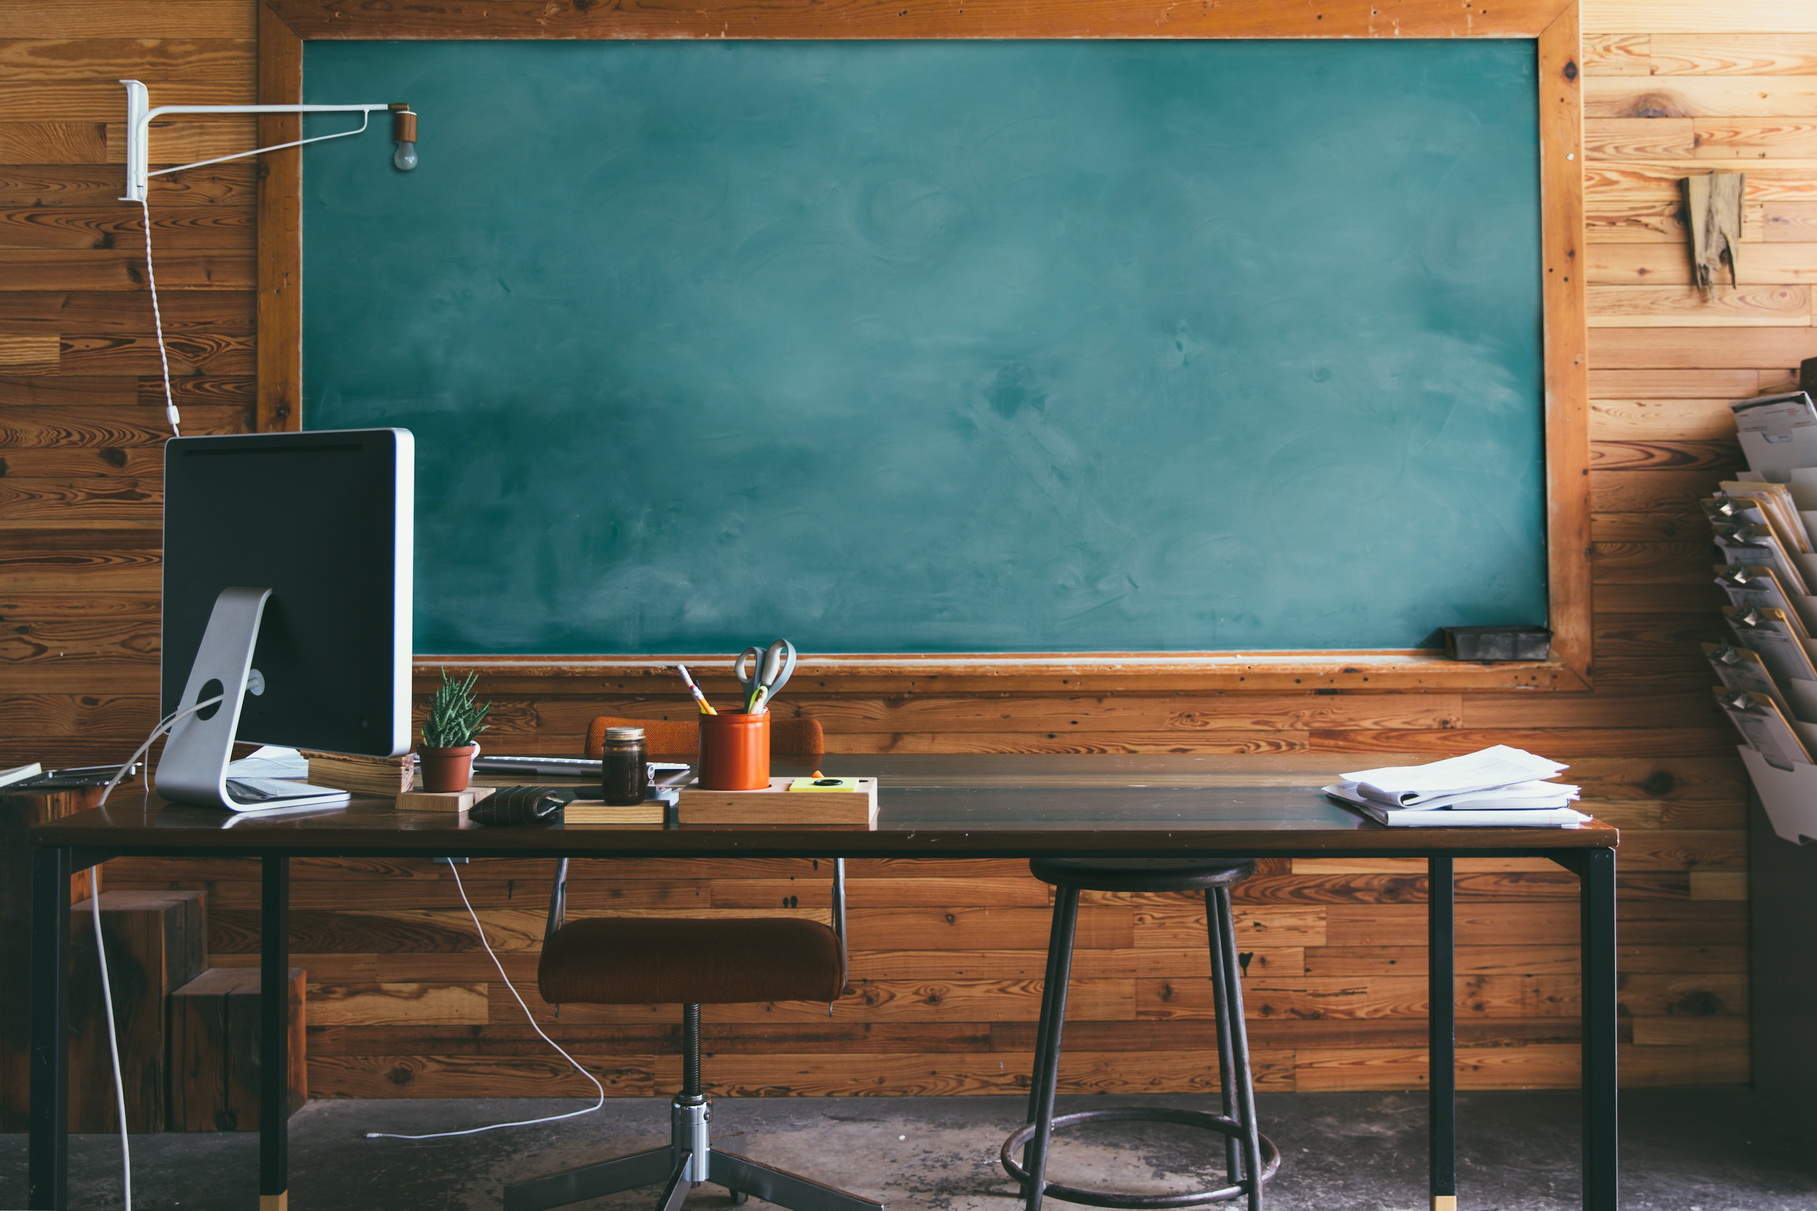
{"left": 256, "top": 0, "right": 1589, "bottom": 692}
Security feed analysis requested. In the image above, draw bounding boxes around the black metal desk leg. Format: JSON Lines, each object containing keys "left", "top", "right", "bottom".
{"left": 1580, "top": 847, "right": 1618, "bottom": 1211}
{"left": 1428, "top": 856, "right": 1456, "bottom": 1211}
{"left": 262, "top": 856, "right": 290, "bottom": 1211}
{"left": 28, "top": 847, "right": 72, "bottom": 1210}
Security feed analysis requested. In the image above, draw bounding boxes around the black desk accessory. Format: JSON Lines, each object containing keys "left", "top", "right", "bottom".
{"left": 470, "top": 785, "right": 574, "bottom": 827}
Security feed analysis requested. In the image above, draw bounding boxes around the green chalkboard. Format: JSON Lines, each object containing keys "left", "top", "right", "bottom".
{"left": 303, "top": 39, "right": 1545, "bottom": 655}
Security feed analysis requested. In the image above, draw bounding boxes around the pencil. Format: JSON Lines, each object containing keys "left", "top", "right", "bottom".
{"left": 674, "top": 665, "right": 718, "bottom": 715}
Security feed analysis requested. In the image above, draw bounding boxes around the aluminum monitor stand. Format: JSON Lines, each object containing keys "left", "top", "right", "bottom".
{"left": 156, "top": 586, "right": 352, "bottom": 813}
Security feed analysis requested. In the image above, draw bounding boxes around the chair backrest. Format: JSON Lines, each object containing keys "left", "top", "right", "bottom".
{"left": 584, "top": 714, "right": 824, "bottom": 758}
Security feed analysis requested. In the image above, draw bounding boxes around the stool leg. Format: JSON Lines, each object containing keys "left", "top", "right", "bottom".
{"left": 1022, "top": 886, "right": 1080, "bottom": 1211}
{"left": 1211, "top": 886, "right": 1265, "bottom": 1211}
{"left": 1025, "top": 887, "right": 1072, "bottom": 1127}
{"left": 1204, "top": 888, "right": 1241, "bottom": 1185}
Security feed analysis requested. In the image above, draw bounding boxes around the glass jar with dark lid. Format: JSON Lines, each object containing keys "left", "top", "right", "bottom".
{"left": 599, "top": 726, "right": 647, "bottom": 806}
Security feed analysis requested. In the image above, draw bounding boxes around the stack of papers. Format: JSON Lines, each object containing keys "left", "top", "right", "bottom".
{"left": 1324, "top": 745, "right": 1590, "bottom": 828}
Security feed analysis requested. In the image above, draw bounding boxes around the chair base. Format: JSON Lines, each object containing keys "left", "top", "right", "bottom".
{"left": 503, "top": 1092, "right": 884, "bottom": 1211}
{"left": 1002, "top": 1106, "right": 1280, "bottom": 1210}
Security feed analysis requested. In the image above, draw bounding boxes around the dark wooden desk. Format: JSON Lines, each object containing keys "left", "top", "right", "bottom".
{"left": 28, "top": 754, "right": 1619, "bottom": 1211}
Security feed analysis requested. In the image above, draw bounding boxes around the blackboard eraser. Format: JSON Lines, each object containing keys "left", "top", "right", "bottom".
{"left": 1441, "top": 625, "right": 1552, "bottom": 662}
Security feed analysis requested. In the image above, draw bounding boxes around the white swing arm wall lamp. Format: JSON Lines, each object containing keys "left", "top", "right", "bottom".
{"left": 121, "top": 78, "right": 417, "bottom": 202}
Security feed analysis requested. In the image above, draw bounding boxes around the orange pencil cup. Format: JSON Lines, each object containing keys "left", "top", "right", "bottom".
{"left": 698, "top": 712, "right": 770, "bottom": 790}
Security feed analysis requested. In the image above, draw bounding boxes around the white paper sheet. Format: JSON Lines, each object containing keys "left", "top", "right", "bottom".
{"left": 1340, "top": 745, "right": 1568, "bottom": 807}
{"left": 224, "top": 745, "right": 308, "bottom": 779}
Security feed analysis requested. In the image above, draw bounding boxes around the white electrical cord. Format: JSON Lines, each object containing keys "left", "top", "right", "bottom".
{"left": 85, "top": 699, "right": 600, "bottom": 1181}
{"left": 136, "top": 195, "right": 180, "bottom": 436}
{"left": 364, "top": 861, "right": 606, "bottom": 1140}
{"left": 89, "top": 870, "right": 131, "bottom": 1211}
{"left": 88, "top": 693, "right": 224, "bottom": 1211}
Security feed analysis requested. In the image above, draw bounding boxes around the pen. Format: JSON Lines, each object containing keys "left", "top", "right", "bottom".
{"left": 674, "top": 665, "right": 717, "bottom": 715}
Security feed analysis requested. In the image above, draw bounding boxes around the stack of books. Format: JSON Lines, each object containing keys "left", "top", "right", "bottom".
{"left": 300, "top": 751, "right": 416, "bottom": 797}
{"left": 1324, "top": 745, "right": 1587, "bottom": 828}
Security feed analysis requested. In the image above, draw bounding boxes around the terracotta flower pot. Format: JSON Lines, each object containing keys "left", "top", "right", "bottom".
{"left": 418, "top": 744, "right": 477, "bottom": 793}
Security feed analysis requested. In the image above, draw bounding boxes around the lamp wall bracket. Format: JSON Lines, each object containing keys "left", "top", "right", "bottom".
{"left": 121, "top": 79, "right": 409, "bottom": 202}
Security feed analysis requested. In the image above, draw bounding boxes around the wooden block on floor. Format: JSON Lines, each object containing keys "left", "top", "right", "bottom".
{"left": 68, "top": 890, "right": 208, "bottom": 1133}
{"left": 395, "top": 785, "right": 495, "bottom": 813}
{"left": 170, "top": 966, "right": 307, "bottom": 1132}
{"left": 678, "top": 777, "right": 878, "bottom": 825}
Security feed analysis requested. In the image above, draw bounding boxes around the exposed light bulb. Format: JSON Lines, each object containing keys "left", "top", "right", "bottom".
{"left": 391, "top": 107, "right": 418, "bottom": 172}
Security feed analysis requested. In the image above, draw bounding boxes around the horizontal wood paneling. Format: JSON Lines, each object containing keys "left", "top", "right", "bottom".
{"left": 0, "top": 3, "right": 254, "bottom": 40}
{"left": 0, "top": 164, "right": 256, "bottom": 207}
{"left": 1586, "top": 75, "right": 1817, "bottom": 117}
{"left": 6, "top": 0, "right": 1801, "bottom": 1099}
{"left": 0, "top": 249, "right": 255, "bottom": 290}
{"left": 1649, "top": 35, "right": 1817, "bottom": 75}
{"left": 1584, "top": 1, "right": 1817, "bottom": 36}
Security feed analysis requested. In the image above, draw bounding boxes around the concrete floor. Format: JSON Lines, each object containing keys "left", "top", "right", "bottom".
{"left": 3, "top": 1089, "right": 1813, "bottom": 1210}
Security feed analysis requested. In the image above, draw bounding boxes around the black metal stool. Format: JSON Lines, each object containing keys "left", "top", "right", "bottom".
{"left": 1002, "top": 858, "right": 1280, "bottom": 1211}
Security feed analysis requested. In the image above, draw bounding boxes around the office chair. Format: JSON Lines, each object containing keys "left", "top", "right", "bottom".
{"left": 504, "top": 717, "right": 879, "bottom": 1211}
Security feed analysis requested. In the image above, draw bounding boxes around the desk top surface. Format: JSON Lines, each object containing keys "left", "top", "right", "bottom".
{"left": 28, "top": 754, "right": 1615, "bottom": 859}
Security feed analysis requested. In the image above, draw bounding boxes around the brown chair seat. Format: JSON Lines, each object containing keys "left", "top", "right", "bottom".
{"left": 539, "top": 917, "right": 845, "bottom": 1005}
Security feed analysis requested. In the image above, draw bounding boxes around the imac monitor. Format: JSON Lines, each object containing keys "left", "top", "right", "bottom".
{"left": 158, "top": 429, "right": 413, "bottom": 811}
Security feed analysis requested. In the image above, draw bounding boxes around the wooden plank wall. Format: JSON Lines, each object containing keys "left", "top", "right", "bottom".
{"left": 4, "top": 0, "right": 1813, "bottom": 1098}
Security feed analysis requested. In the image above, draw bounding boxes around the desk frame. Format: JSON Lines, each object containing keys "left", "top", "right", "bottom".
{"left": 28, "top": 819, "right": 1618, "bottom": 1211}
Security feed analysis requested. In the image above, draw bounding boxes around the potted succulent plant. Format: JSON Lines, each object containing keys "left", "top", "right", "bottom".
{"left": 418, "top": 668, "right": 491, "bottom": 792}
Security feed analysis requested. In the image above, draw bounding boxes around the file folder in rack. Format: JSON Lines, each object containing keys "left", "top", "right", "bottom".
{"left": 1719, "top": 689, "right": 1817, "bottom": 844}
{"left": 1715, "top": 565, "right": 1817, "bottom": 636}
{"left": 1737, "top": 748, "right": 1817, "bottom": 845}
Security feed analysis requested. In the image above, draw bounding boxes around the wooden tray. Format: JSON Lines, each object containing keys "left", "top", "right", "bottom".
{"left": 677, "top": 777, "right": 878, "bottom": 826}
{"left": 565, "top": 799, "right": 667, "bottom": 825}
{"left": 395, "top": 786, "right": 493, "bottom": 814}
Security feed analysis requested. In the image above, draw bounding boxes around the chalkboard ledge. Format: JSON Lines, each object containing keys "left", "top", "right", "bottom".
{"left": 414, "top": 653, "right": 1592, "bottom": 694}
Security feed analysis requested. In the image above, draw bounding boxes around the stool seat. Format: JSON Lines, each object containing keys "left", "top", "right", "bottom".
{"left": 539, "top": 917, "right": 844, "bottom": 1005}
{"left": 1028, "top": 858, "right": 1256, "bottom": 893}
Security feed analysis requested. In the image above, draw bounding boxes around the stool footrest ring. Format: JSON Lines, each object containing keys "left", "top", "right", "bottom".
{"left": 1001, "top": 1107, "right": 1279, "bottom": 1210}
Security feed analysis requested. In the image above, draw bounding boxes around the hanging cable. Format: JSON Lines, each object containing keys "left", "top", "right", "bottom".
{"left": 364, "top": 861, "right": 605, "bottom": 1140}
{"left": 89, "top": 869, "right": 131, "bottom": 1208}
{"left": 87, "top": 692, "right": 224, "bottom": 1211}
{"left": 136, "top": 194, "right": 180, "bottom": 436}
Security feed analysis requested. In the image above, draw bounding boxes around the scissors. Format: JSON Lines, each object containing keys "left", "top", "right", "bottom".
{"left": 734, "top": 639, "right": 797, "bottom": 713}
